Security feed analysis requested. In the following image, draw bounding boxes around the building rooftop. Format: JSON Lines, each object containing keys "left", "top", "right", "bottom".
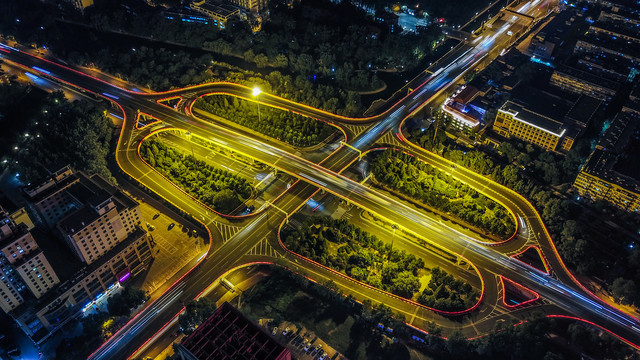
{"left": 10, "top": 229, "right": 147, "bottom": 325}
{"left": 577, "top": 33, "right": 640, "bottom": 61}
{"left": 500, "top": 101, "right": 566, "bottom": 136}
{"left": 511, "top": 84, "right": 576, "bottom": 121}
{"left": 179, "top": 302, "right": 291, "bottom": 360}
{"left": 530, "top": 10, "right": 575, "bottom": 50}
{"left": 23, "top": 172, "right": 79, "bottom": 204}
{"left": 582, "top": 110, "right": 640, "bottom": 191}
{"left": 574, "top": 52, "right": 635, "bottom": 82}
{"left": 564, "top": 95, "right": 601, "bottom": 128}
{"left": 590, "top": 21, "right": 640, "bottom": 42}
{"left": 57, "top": 173, "right": 137, "bottom": 235}
{"left": 554, "top": 64, "right": 621, "bottom": 92}
{"left": 191, "top": 1, "right": 240, "bottom": 18}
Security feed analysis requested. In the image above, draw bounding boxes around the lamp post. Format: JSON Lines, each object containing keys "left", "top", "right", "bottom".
{"left": 389, "top": 224, "right": 399, "bottom": 260}
{"left": 252, "top": 86, "right": 261, "bottom": 122}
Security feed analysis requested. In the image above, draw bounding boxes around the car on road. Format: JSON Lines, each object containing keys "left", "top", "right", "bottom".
{"left": 152, "top": 213, "right": 160, "bottom": 220}
{"left": 168, "top": 223, "right": 175, "bottom": 230}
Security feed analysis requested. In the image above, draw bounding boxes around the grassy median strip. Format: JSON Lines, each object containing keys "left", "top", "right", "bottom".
{"left": 140, "top": 138, "right": 252, "bottom": 214}
{"left": 370, "top": 150, "right": 515, "bottom": 240}
{"left": 194, "top": 95, "right": 335, "bottom": 147}
{"left": 283, "top": 216, "right": 479, "bottom": 312}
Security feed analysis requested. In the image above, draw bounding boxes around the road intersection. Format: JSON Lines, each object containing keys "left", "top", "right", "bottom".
{"left": 2, "top": 0, "right": 639, "bottom": 357}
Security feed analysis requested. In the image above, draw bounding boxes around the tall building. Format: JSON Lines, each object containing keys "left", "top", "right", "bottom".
{"left": 3, "top": 167, "right": 154, "bottom": 342}
{"left": 176, "top": 302, "right": 292, "bottom": 360}
{"left": 23, "top": 165, "right": 81, "bottom": 227}
{"left": 0, "top": 206, "right": 59, "bottom": 313}
{"left": 12, "top": 229, "right": 153, "bottom": 340}
{"left": 25, "top": 165, "right": 143, "bottom": 264}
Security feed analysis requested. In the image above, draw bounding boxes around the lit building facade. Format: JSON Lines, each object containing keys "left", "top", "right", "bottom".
{"left": 0, "top": 207, "right": 59, "bottom": 313}
{"left": 53, "top": 173, "right": 142, "bottom": 264}
{"left": 493, "top": 101, "right": 575, "bottom": 151}
{"left": 572, "top": 100, "right": 640, "bottom": 212}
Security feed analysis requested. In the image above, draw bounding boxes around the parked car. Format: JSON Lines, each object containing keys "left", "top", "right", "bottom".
{"left": 168, "top": 223, "right": 175, "bottom": 230}
{"left": 282, "top": 327, "right": 290, "bottom": 336}
{"left": 272, "top": 327, "right": 278, "bottom": 335}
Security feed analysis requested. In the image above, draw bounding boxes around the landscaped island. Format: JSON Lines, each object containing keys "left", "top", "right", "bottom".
{"left": 370, "top": 150, "right": 516, "bottom": 239}
{"left": 194, "top": 95, "right": 335, "bottom": 147}
{"left": 140, "top": 138, "right": 252, "bottom": 214}
{"left": 283, "top": 216, "right": 480, "bottom": 312}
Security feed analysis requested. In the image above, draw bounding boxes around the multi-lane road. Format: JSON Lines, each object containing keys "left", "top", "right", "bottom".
{"left": 2, "top": 0, "right": 640, "bottom": 357}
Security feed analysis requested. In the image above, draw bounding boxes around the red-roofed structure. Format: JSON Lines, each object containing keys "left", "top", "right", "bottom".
{"left": 176, "top": 302, "right": 292, "bottom": 360}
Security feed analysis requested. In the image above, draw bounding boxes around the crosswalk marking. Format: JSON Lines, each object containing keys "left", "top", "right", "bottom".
{"left": 215, "top": 223, "right": 241, "bottom": 243}
{"left": 247, "top": 237, "right": 280, "bottom": 257}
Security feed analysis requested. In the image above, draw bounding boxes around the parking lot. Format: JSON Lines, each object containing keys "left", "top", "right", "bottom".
{"left": 133, "top": 202, "right": 207, "bottom": 296}
{"left": 268, "top": 321, "right": 344, "bottom": 360}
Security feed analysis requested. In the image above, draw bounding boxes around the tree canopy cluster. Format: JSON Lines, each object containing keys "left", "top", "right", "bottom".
{"left": 140, "top": 138, "right": 252, "bottom": 214}
{"left": 178, "top": 298, "right": 216, "bottom": 335}
{"left": 283, "top": 216, "right": 477, "bottom": 311}
{"left": 370, "top": 150, "right": 515, "bottom": 238}
{"left": 411, "top": 123, "right": 640, "bottom": 308}
{"left": 0, "top": 0, "right": 366, "bottom": 116}
{"left": 106, "top": 286, "right": 147, "bottom": 316}
{"left": 9, "top": 90, "right": 114, "bottom": 183}
{"left": 86, "top": 0, "right": 442, "bottom": 92}
{"left": 195, "top": 95, "right": 334, "bottom": 147}
{"left": 417, "top": 267, "right": 480, "bottom": 312}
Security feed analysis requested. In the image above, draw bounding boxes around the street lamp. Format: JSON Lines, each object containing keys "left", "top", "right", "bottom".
{"left": 252, "top": 86, "right": 261, "bottom": 122}
{"left": 389, "top": 224, "right": 399, "bottom": 260}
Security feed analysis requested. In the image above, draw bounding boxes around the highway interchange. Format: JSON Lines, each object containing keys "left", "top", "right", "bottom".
{"left": 2, "top": 0, "right": 640, "bottom": 358}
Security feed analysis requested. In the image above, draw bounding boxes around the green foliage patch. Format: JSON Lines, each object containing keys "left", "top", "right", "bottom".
{"left": 370, "top": 150, "right": 515, "bottom": 238}
{"left": 283, "top": 216, "right": 478, "bottom": 311}
{"left": 140, "top": 138, "right": 252, "bottom": 214}
{"left": 195, "top": 95, "right": 334, "bottom": 147}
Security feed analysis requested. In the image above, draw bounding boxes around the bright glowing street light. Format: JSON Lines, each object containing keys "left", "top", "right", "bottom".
{"left": 252, "top": 86, "right": 262, "bottom": 122}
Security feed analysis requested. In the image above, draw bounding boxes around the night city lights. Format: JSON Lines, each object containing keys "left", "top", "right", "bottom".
{"left": 0, "top": 0, "right": 639, "bottom": 359}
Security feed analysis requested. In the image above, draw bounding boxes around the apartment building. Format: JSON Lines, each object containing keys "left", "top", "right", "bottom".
{"left": 0, "top": 206, "right": 59, "bottom": 313}
{"left": 573, "top": 95, "right": 640, "bottom": 212}
{"left": 39, "top": 171, "right": 143, "bottom": 264}
{"left": 12, "top": 230, "right": 153, "bottom": 341}
{"left": 23, "top": 165, "right": 81, "bottom": 227}
{"left": 550, "top": 65, "right": 619, "bottom": 101}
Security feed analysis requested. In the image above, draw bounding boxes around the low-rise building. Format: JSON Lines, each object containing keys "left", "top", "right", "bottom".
{"left": 492, "top": 86, "right": 599, "bottom": 152}
{"left": 550, "top": 65, "right": 619, "bottom": 101}
{"left": 176, "top": 302, "right": 292, "bottom": 360}
{"left": 572, "top": 89, "right": 640, "bottom": 212}
{"left": 494, "top": 101, "right": 577, "bottom": 151}
{"left": 190, "top": 0, "right": 241, "bottom": 29}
